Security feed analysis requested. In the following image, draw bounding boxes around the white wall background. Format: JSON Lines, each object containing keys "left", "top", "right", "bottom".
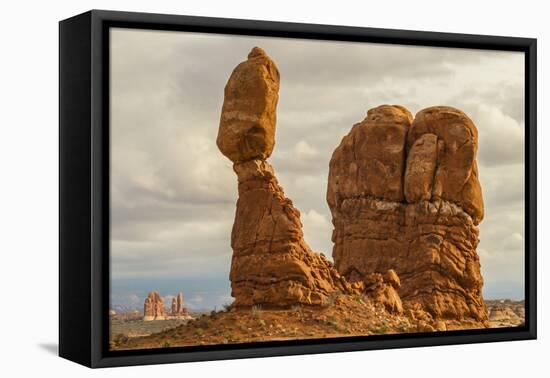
{"left": 0, "top": 0, "right": 546, "bottom": 376}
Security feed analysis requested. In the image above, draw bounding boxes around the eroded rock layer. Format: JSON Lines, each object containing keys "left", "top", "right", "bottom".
{"left": 230, "top": 159, "right": 360, "bottom": 306}
{"left": 328, "top": 105, "right": 488, "bottom": 325}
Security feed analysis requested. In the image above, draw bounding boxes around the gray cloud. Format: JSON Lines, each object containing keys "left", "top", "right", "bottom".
{"left": 110, "top": 28, "right": 525, "bottom": 307}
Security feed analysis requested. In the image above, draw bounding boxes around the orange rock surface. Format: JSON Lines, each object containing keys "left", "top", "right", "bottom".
{"left": 143, "top": 291, "right": 166, "bottom": 321}
{"left": 218, "top": 48, "right": 363, "bottom": 307}
{"left": 230, "top": 159, "right": 358, "bottom": 306}
{"left": 217, "top": 47, "right": 280, "bottom": 163}
{"left": 328, "top": 105, "right": 488, "bottom": 325}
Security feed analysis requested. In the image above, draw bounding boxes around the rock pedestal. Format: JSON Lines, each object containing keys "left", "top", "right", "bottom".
{"left": 218, "top": 48, "right": 361, "bottom": 307}
{"left": 229, "top": 159, "right": 359, "bottom": 307}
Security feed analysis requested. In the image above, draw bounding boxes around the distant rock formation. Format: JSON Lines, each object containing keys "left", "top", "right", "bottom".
{"left": 327, "top": 105, "right": 488, "bottom": 326}
{"left": 171, "top": 298, "right": 177, "bottom": 315}
{"left": 217, "top": 47, "right": 364, "bottom": 307}
{"left": 171, "top": 292, "right": 188, "bottom": 316}
{"left": 143, "top": 291, "right": 166, "bottom": 321}
{"left": 177, "top": 292, "right": 184, "bottom": 313}
{"left": 486, "top": 299, "right": 525, "bottom": 327}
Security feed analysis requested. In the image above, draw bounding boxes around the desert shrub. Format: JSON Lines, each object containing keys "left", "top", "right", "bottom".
{"left": 198, "top": 318, "right": 211, "bottom": 329}
{"left": 291, "top": 304, "right": 304, "bottom": 321}
{"left": 251, "top": 305, "right": 262, "bottom": 319}
{"left": 291, "top": 304, "right": 302, "bottom": 314}
{"left": 194, "top": 328, "right": 205, "bottom": 337}
{"left": 326, "top": 315, "right": 339, "bottom": 328}
{"left": 370, "top": 325, "right": 389, "bottom": 334}
{"left": 397, "top": 323, "right": 409, "bottom": 332}
{"left": 113, "top": 333, "right": 128, "bottom": 346}
{"left": 162, "top": 341, "right": 172, "bottom": 348}
{"left": 323, "top": 290, "right": 342, "bottom": 307}
{"left": 222, "top": 303, "right": 232, "bottom": 312}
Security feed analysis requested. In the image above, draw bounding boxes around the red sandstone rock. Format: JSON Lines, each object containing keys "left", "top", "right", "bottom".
{"left": 327, "top": 105, "right": 412, "bottom": 206}
{"left": 217, "top": 47, "right": 280, "bottom": 163}
{"left": 363, "top": 271, "right": 403, "bottom": 314}
{"left": 327, "top": 105, "right": 488, "bottom": 326}
{"left": 170, "top": 292, "right": 188, "bottom": 316}
{"left": 219, "top": 48, "right": 361, "bottom": 307}
{"left": 229, "top": 159, "right": 358, "bottom": 306}
{"left": 408, "top": 106, "right": 484, "bottom": 224}
{"left": 143, "top": 291, "right": 166, "bottom": 321}
{"left": 171, "top": 297, "right": 177, "bottom": 315}
{"left": 404, "top": 133, "right": 439, "bottom": 203}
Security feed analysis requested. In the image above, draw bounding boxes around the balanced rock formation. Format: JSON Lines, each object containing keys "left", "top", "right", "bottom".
{"left": 328, "top": 105, "right": 487, "bottom": 326}
{"left": 218, "top": 48, "right": 363, "bottom": 308}
{"left": 217, "top": 47, "right": 280, "bottom": 163}
{"left": 143, "top": 291, "right": 166, "bottom": 321}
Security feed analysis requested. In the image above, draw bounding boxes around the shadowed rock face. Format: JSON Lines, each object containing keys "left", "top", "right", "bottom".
{"left": 328, "top": 105, "right": 487, "bottom": 325}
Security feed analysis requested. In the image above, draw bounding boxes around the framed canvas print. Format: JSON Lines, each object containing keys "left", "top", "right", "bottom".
{"left": 59, "top": 10, "right": 537, "bottom": 368}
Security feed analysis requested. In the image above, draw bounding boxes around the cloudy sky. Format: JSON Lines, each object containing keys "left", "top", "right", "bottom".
{"left": 110, "top": 28, "right": 525, "bottom": 311}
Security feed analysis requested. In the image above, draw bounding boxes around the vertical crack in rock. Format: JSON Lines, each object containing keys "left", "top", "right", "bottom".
{"left": 328, "top": 105, "right": 488, "bottom": 327}
{"left": 218, "top": 47, "right": 374, "bottom": 308}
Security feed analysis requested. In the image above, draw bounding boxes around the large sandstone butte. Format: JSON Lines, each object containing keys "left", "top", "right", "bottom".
{"left": 328, "top": 105, "right": 488, "bottom": 326}
{"left": 143, "top": 291, "right": 166, "bottom": 321}
{"left": 217, "top": 47, "right": 383, "bottom": 308}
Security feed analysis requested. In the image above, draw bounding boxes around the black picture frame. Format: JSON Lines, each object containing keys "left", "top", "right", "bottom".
{"left": 59, "top": 9, "right": 537, "bottom": 368}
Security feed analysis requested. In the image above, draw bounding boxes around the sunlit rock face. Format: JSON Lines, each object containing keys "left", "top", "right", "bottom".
{"left": 143, "top": 291, "right": 166, "bottom": 321}
{"left": 328, "top": 105, "right": 488, "bottom": 326}
{"left": 218, "top": 48, "right": 362, "bottom": 307}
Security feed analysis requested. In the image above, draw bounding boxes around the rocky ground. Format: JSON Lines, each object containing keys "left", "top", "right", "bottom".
{"left": 111, "top": 295, "right": 512, "bottom": 351}
{"left": 111, "top": 318, "right": 192, "bottom": 340}
{"left": 111, "top": 296, "right": 409, "bottom": 350}
{"left": 486, "top": 299, "right": 525, "bottom": 328}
